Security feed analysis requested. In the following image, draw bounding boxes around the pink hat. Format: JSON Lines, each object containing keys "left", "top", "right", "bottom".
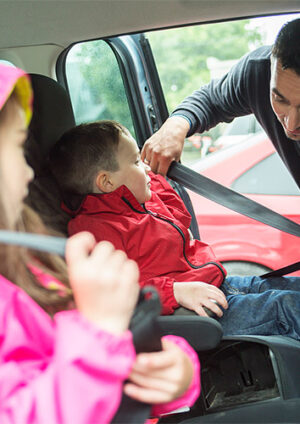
{"left": 0, "top": 64, "right": 33, "bottom": 126}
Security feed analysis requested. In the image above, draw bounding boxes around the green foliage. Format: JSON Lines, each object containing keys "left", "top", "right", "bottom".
{"left": 68, "top": 41, "right": 135, "bottom": 135}
{"left": 67, "top": 19, "right": 262, "bottom": 145}
{"left": 148, "top": 20, "right": 262, "bottom": 112}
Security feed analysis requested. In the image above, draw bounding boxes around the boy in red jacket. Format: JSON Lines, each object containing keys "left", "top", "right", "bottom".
{"left": 49, "top": 120, "right": 300, "bottom": 341}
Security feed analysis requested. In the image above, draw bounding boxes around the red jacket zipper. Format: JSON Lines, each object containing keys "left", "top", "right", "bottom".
{"left": 122, "top": 197, "right": 226, "bottom": 279}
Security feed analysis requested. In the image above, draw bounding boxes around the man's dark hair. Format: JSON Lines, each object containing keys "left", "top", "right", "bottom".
{"left": 272, "top": 18, "right": 300, "bottom": 76}
{"left": 49, "top": 120, "right": 128, "bottom": 195}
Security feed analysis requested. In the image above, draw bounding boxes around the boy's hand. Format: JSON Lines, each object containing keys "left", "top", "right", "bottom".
{"left": 124, "top": 339, "right": 193, "bottom": 404}
{"left": 66, "top": 232, "right": 140, "bottom": 335}
{"left": 173, "top": 281, "right": 228, "bottom": 317}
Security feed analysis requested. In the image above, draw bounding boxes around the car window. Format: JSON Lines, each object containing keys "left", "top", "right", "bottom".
{"left": 253, "top": 118, "right": 263, "bottom": 134}
{"left": 65, "top": 40, "right": 135, "bottom": 137}
{"left": 231, "top": 153, "right": 300, "bottom": 195}
{"left": 223, "top": 115, "right": 262, "bottom": 137}
{"left": 147, "top": 14, "right": 299, "bottom": 167}
{"left": 223, "top": 116, "right": 252, "bottom": 136}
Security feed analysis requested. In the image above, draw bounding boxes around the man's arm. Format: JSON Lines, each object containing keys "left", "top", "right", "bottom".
{"left": 142, "top": 49, "right": 256, "bottom": 175}
{"left": 172, "top": 61, "right": 252, "bottom": 136}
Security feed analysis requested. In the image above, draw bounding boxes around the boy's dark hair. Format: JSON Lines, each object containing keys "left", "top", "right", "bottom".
{"left": 272, "top": 18, "right": 300, "bottom": 76}
{"left": 49, "top": 120, "right": 128, "bottom": 195}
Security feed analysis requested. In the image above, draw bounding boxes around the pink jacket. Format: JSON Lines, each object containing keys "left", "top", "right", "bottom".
{"left": 0, "top": 274, "right": 200, "bottom": 423}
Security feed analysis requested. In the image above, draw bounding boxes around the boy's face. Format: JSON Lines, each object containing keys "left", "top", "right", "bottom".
{"left": 111, "top": 132, "right": 152, "bottom": 203}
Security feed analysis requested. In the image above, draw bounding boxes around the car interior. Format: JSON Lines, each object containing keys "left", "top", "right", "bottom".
{"left": 1, "top": 1, "right": 300, "bottom": 422}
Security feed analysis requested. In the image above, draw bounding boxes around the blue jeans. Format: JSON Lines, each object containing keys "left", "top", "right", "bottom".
{"left": 217, "top": 276, "right": 300, "bottom": 341}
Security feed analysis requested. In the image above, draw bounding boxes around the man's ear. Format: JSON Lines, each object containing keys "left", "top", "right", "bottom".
{"left": 94, "top": 171, "right": 115, "bottom": 193}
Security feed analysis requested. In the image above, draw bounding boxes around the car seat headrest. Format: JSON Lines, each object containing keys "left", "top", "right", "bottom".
{"left": 25, "top": 74, "right": 75, "bottom": 235}
{"left": 29, "top": 73, "right": 75, "bottom": 159}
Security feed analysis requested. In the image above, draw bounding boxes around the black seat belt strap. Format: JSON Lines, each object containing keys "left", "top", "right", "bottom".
{"left": 167, "top": 162, "right": 300, "bottom": 238}
{"left": 261, "top": 261, "right": 300, "bottom": 278}
{"left": 167, "top": 162, "right": 300, "bottom": 276}
{"left": 112, "top": 287, "right": 162, "bottom": 424}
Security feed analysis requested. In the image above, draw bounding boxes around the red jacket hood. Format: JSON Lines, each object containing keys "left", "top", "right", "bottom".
{"left": 62, "top": 183, "right": 146, "bottom": 217}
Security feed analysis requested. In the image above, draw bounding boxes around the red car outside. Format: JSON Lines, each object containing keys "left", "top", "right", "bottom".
{"left": 188, "top": 132, "right": 300, "bottom": 276}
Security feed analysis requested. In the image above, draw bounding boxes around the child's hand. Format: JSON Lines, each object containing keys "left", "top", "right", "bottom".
{"left": 124, "top": 339, "right": 193, "bottom": 404}
{"left": 66, "top": 232, "right": 140, "bottom": 335}
{"left": 173, "top": 281, "right": 228, "bottom": 317}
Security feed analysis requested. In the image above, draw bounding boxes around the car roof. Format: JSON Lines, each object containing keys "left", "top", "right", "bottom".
{"left": 0, "top": 0, "right": 300, "bottom": 49}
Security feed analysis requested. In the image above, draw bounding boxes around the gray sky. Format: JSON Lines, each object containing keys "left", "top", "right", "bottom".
{"left": 249, "top": 13, "right": 300, "bottom": 44}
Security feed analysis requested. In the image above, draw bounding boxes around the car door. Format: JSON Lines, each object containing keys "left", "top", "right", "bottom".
{"left": 58, "top": 33, "right": 201, "bottom": 239}
{"left": 58, "top": 14, "right": 300, "bottom": 274}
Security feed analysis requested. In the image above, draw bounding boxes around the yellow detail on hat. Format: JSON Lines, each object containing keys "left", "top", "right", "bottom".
{"left": 14, "top": 74, "right": 33, "bottom": 127}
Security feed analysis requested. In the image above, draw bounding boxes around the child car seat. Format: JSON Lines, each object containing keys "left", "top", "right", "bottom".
{"left": 25, "top": 74, "right": 75, "bottom": 235}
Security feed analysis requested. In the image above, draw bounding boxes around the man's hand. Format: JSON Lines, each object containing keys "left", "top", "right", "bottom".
{"left": 141, "top": 116, "right": 190, "bottom": 176}
{"left": 173, "top": 281, "right": 228, "bottom": 317}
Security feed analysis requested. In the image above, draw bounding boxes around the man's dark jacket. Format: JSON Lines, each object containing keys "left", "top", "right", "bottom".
{"left": 173, "top": 46, "right": 300, "bottom": 188}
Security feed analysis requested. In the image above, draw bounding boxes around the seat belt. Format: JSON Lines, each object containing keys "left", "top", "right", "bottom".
{"left": 261, "top": 261, "right": 300, "bottom": 278}
{"left": 0, "top": 231, "right": 67, "bottom": 255}
{"left": 167, "top": 162, "right": 300, "bottom": 276}
{"left": 167, "top": 162, "right": 300, "bottom": 238}
{"left": 111, "top": 286, "right": 162, "bottom": 424}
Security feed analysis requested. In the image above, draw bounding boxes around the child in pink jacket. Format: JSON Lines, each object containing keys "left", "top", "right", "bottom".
{"left": 0, "top": 64, "right": 200, "bottom": 423}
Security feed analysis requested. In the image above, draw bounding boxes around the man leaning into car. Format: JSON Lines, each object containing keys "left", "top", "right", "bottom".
{"left": 141, "top": 18, "right": 300, "bottom": 189}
